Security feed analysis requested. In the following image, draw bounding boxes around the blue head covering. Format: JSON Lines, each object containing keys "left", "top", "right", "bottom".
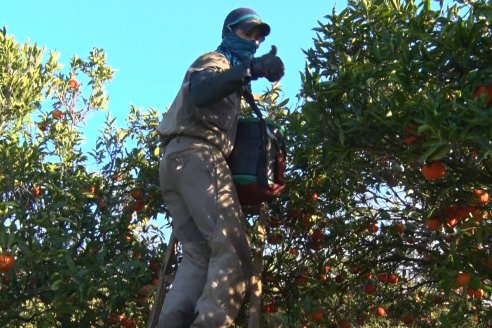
{"left": 216, "top": 8, "right": 270, "bottom": 67}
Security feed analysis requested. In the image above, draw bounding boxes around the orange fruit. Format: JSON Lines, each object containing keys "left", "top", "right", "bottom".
{"left": 486, "top": 257, "right": 492, "bottom": 270}
{"left": 133, "top": 200, "right": 145, "bottom": 212}
{"left": 130, "top": 188, "right": 145, "bottom": 200}
{"left": 455, "top": 272, "right": 470, "bottom": 287}
{"left": 0, "top": 254, "right": 15, "bottom": 272}
{"left": 68, "top": 79, "right": 79, "bottom": 89}
{"left": 403, "top": 135, "right": 418, "bottom": 145}
{"left": 266, "top": 232, "right": 284, "bottom": 245}
{"left": 401, "top": 314, "right": 415, "bottom": 325}
{"left": 136, "top": 285, "right": 151, "bottom": 298}
{"left": 375, "top": 306, "right": 386, "bottom": 317}
{"left": 388, "top": 274, "right": 399, "bottom": 284}
{"left": 473, "top": 288, "right": 485, "bottom": 299}
{"left": 394, "top": 222, "right": 404, "bottom": 234}
{"left": 446, "top": 216, "right": 459, "bottom": 228}
{"left": 98, "top": 199, "right": 107, "bottom": 210}
{"left": 378, "top": 273, "right": 388, "bottom": 283}
{"left": 474, "top": 85, "right": 492, "bottom": 107}
{"left": 37, "top": 121, "right": 48, "bottom": 131}
{"left": 311, "top": 228, "right": 324, "bottom": 241}
{"left": 310, "top": 311, "right": 324, "bottom": 322}
{"left": 471, "top": 209, "right": 489, "bottom": 222}
{"left": 289, "top": 248, "right": 299, "bottom": 257}
{"left": 296, "top": 274, "right": 308, "bottom": 285}
{"left": 364, "top": 284, "right": 377, "bottom": 294}
{"left": 472, "top": 188, "right": 489, "bottom": 205}
{"left": 421, "top": 161, "right": 446, "bottom": 181}
{"left": 262, "top": 302, "right": 278, "bottom": 313}
{"left": 33, "top": 185, "right": 42, "bottom": 197}
{"left": 425, "top": 217, "right": 441, "bottom": 231}
{"left": 52, "top": 109, "right": 64, "bottom": 119}
{"left": 337, "top": 319, "right": 352, "bottom": 328}
{"left": 367, "top": 223, "right": 378, "bottom": 234}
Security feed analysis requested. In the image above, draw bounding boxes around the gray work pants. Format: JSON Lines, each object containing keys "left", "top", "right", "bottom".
{"left": 157, "top": 136, "right": 251, "bottom": 328}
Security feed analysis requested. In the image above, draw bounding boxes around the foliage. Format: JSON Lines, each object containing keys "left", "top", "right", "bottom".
{"left": 256, "top": 0, "right": 492, "bottom": 327}
{"left": 2, "top": 0, "right": 492, "bottom": 326}
{"left": 0, "top": 27, "right": 168, "bottom": 327}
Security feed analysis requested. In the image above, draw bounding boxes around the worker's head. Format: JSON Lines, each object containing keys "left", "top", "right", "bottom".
{"left": 222, "top": 8, "right": 270, "bottom": 42}
{"left": 218, "top": 8, "right": 270, "bottom": 64}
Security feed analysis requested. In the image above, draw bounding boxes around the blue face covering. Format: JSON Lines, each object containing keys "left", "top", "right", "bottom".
{"left": 216, "top": 32, "right": 259, "bottom": 67}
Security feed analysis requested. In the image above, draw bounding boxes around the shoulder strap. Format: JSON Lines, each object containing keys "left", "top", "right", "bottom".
{"left": 242, "top": 90, "right": 271, "bottom": 187}
{"left": 242, "top": 90, "right": 263, "bottom": 119}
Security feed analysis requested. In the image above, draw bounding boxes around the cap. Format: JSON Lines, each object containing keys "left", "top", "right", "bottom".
{"left": 222, "top": 8, "right": 271, "bottom": 38}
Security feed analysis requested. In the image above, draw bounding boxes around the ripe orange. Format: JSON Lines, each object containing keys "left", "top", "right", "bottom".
{"left": 401, "top": 314, "right": 415, "bottom": 325}
{"left": 486, "top": 257, "right": 492, "bottom": 270}
{"left": 425, "top": 217, "right": 441, "bottom": 231}
{"left": 307, "top": 239, "right": 322, "bottom": 251}
{"left": 52, "top": 109, "right": 64, "bottom": 119}
{"left": 421, "top": 161, "right": 446, "bottom": 181}
{"left": 33, "top": 185, "right": 42, "bottom": 197}
{"left": 367, "top": 223, "right": 378, "bottom": 234}
{"left": 473, "top": 288, "right": 485, "bottom": 299}
{"left": 455, "top": 272, "right": 470, "bottom": 287}
{"left": 262, "top": 302, "right": 278, "bottom": 313}
{"left": 37, "top": 121, "right": 48, "bottom": 131}
{"left": 311, "top": 228, "right": 324, "bottom": 241}
{"left": 364, "top": 284, "right": 377, "bottom": 294}
{"left": 136, "top": 285, "right": 151, "bottom": 298}
{"left": 375, "top": 306, "right": 386, "bottom": 317}
{"left": 123, "top": 318, "right": 136, "bottom": 328}
{"left": 378, "top": 273, "right": 388, "bottom": 283}
{"left": 394, "top": 222, "right": 404, "bottom": 234}
{"left": 433, "top": 292, "right": 445, "bottom": 304}
{"left": 289, "top": 248, "right": 299, "bottom": 257}
{"left": 266, "top": 232, "right": 284, "bottom": 245}
{"left": 446, "top": 216, "right": 459, "bottom": 228}
{"left": 133, "top": 200, "right": 145, "bottom": 212}
{"left": 130, "top": 188, "right": 145, "bottom": 200}
{"left": 472, "top": 188, "right": 489, "bottom": 206}
{"left": 474, "top": 85, "right": 492, "bottom": 107}
{"left": 337, "top": 319, "right": 352, "bottom": 328}
{"left": 296, "top": 274, "right": 309, "bottom": 285}
{"left": 310, "top": 311, "right": 324, "bottom": 322}
{"left": 301, "top": 215, "right": 314, "bottom": 229}
{"left": 403, "top": 135, "right": 418, "bottom": 145}
{"left": 388, "top": 274, "right": 399, "bottom": 284}
{"left": 68, "top": 79, "right": 79, "bottom": 89}
{"left": 0, "top": 254, "right": 15, "bottom": 272}
{"left": 471, "top": 209, "right": 489, "bottom": 222}
{"left": 289, "top": 209, "right": 302, "bottom": 220}
{"left": 98, "top": 199, "right": 107, "bottom": 210}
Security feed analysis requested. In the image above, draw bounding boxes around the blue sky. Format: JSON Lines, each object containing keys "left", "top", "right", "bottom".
{"left": 2, "top": 1, "right": 343, "bottom": 145}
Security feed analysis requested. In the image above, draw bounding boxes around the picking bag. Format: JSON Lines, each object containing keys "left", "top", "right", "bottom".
{"left": 227, "top": 117, "right": 286, "bottom": 206}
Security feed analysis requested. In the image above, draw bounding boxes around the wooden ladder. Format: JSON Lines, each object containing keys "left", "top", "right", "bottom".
{"left": 147, "top": 205, "right": 267, "bottom": 328}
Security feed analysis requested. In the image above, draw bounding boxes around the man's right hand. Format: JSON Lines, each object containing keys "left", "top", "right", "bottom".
{"left": 251, "top": 45, "right": 285, "bottom": 82}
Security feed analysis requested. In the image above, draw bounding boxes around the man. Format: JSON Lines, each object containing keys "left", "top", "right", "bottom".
{"left": 156, "top": 8, "right": 284, "bottom": 328}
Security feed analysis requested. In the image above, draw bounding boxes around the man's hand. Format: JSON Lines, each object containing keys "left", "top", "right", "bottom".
{"left": 251, "top": 45, "right": 285, "bottom": 82}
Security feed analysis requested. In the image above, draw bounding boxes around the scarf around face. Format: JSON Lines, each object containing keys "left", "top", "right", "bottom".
{"left": 216, "top": 32, "right": 258, "bottom": 67}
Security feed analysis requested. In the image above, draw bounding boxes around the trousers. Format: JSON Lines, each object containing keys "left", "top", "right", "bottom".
{"left": 157, "top": 135, "right": 251, "bottom": 328}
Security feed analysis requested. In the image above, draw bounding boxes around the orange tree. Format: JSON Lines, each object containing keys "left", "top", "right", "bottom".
{"left": 255, "top": 0, "right": 492, "bottom": 327}
{"left": 0, "top": 27, "right": 168, "bottom": 327}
